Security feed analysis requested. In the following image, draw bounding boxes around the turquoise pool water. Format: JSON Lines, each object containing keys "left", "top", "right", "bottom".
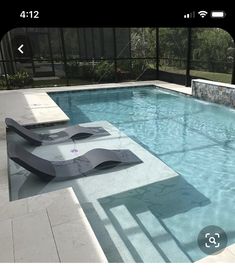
{"left": 50, "top": 86, "right": 235, "bottom": 262}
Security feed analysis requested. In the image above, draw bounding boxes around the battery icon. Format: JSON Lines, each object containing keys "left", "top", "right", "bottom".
{"left": 211, "top": 11, "right": 226, "bottom": 18}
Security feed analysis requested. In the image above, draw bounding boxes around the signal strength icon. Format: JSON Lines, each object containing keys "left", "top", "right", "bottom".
{"left": 198, "top": 10, "right": 208, "bottom": 18}
{"left": 184, "top": 11, "right": 195, "bottom": 19}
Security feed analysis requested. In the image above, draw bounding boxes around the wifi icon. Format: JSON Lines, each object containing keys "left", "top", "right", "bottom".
{"left": 198, "top": 10, "right": 208, "bottom": 18}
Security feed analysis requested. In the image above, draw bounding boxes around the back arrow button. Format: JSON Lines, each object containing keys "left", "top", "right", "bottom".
{"left": 18, "top": 44, "right": 24, "bottom": 54}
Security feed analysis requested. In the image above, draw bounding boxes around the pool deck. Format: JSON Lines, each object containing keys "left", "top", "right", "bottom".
{"left": 1, "top": 80, "right": 235, "bottom": 262}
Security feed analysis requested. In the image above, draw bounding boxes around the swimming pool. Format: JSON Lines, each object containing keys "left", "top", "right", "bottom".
{"left": 50, "top": 85, "right": 235, "bottom": 262}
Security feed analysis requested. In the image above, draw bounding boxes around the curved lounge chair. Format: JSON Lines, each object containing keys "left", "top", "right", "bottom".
{"left": 5, "top": 118, "right": 110, "bottom": 146}
{"left": 8, "top": 143, "right": 142, "bottom": 181}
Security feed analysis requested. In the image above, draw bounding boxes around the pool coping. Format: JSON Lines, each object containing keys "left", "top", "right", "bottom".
{"left": 1, "top": 80, "right": 235, "bottom": 262}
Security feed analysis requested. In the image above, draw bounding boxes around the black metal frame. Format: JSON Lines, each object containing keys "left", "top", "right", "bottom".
{"left": 0, "top": 27, "right": 234, "bottom": 89}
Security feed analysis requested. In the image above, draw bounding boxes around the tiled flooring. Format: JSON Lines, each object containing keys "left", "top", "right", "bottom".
{"left": 0, "top": 187, "right": 107, "bottom": 262}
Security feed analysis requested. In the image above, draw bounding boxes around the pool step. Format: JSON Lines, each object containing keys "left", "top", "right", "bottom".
{"left": 110, "top": 205, "right": 165, "bottom": 262}
{"left": 109, "top": 205, "right": 191, "bottom": 262}
{"left": 136, "top": 211, "right": 191, "bottom": 262}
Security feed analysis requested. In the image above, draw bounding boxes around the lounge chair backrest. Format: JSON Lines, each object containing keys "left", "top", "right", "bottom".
{"left": 5, "top": 118, "right": 42, "bottom": 145}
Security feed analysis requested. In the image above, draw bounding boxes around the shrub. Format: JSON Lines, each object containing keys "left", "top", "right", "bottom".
{"left": 66, "top": 61, "right": 80, "bottom": 78}
{"left": 66, "top": 62, "right": 94, "bottom": 80}
{"left": 8, "top": 71, "right": 33, "bottom": 88}
{"left": 0, "top": 75, "right": 6, "bottom": 88}
{"left": 94, "top": 61, "right": 114, "bottom": 82}
{"left": 82, "top": 64, "right": 94, "bottom": 79}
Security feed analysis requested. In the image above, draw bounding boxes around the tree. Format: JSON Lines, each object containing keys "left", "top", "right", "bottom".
{"left": 191, "top": 28, "right": 234, "bottom": 72}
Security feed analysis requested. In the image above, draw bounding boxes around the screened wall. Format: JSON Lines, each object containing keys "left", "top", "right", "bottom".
{"left": 0, "top": 27, "right": 234, "bottom": 89}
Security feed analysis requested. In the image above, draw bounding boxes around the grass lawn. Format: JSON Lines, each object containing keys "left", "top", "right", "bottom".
{"left": 190, "top": 70, "right": 231, "bottom": 83}
{"left": 160, "top": 66, "right": 232, "bottom": 83}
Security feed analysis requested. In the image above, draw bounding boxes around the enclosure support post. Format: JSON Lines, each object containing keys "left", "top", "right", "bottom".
{"left": 47, "top": 28, "right": 55, "bottom": 76}
{"left": 185, "top": 28, "right": 192, "bottom": 87}
{"left": 156, "top": 27, "right": 159, "bottom": 80}
{"left": 60, "top": 28, "right": 69, "bottom": 86}
{"left": 0, "top": 42, "right": 10, "bottom": 89}
{"left": 232, "top": 49, "right": 235, "bottom": 84}
{"left": 25, "top": 28, "right": 36, "bottom": 76}
{"left": 113, "top": 28, "right": 118, "bottom": 82}
{"left": 129, "top": 28, "right": 133, "bottom": 77}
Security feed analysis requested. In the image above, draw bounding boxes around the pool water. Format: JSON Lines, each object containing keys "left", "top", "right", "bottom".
{"left": 50, "top": 86, "right": 235, "bottom": 262}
